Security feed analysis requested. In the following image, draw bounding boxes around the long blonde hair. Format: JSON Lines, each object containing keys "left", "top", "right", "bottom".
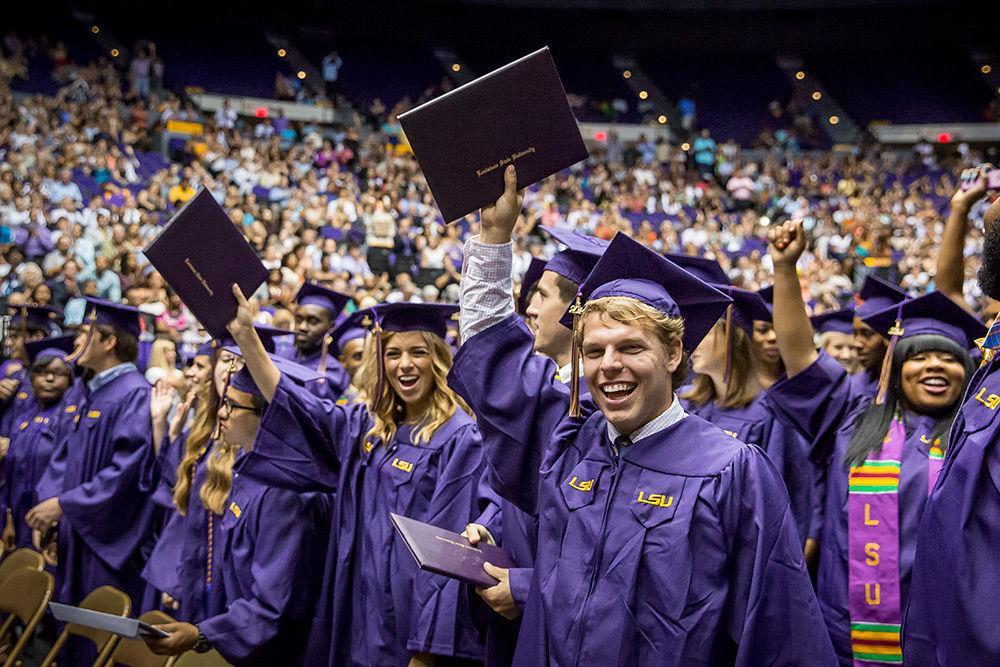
{"left": 682, "top": 320, "right": 762, "bottom": 409}
{"left": 358, "top": 330, "right": 469, "bottom": 449}
{"left": 172, "top": 374, "right": 220, "bottom": 515}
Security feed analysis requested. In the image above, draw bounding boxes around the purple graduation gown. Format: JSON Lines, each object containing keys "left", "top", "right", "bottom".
{"left": 45, "top": 368, "right": 157, "bottom": 607}
{"left": 246, "top": 377, "right": 486, "bottom": 666}
{"left": 903, "top": 357, "right": 1000, "bottom": 664}
{"left": 275, "top": 342, "right": 350, "bottom": 400}
{"left": 682, "top": 391, "right": 817, "bottom": 545}
{"left": 198, "top": 454, "right": 331, "bottom": 666}
{"left": 1, "top": 391, "right": 80, "bottom": 548}
{"left": 768, "top": 352, "right": 947, "bottom": 665}
{"left": 448, "top": 314, "right": 835, "bottom": 665}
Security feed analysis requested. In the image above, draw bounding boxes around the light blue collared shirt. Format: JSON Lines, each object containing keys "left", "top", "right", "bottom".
{"left": 87, "top": 362, "right": 138, "bottom": 394}
{"left": 607, "top": 394, "right": 687, "bottom": 446}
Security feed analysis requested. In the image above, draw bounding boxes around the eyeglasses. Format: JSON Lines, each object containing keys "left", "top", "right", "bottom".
{"left": 220, "top": 395, "right": 262, "bottom": 416}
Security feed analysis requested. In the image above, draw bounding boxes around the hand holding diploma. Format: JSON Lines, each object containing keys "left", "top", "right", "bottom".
{"left": 479, "top": 165, "right": 524, "bottom": 245}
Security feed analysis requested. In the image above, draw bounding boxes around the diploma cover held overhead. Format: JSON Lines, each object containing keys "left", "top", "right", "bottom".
{"left": 49, "top": 602, "right": 169, "bottom": 639}
{"left": 390, "top": 513, "right": 513, "bottom": 588}
{"left": 398, "top": 46, "right": 589, "bottom": 223}
{"left": 143, "top": 189, "right": 268, "bottom": 338}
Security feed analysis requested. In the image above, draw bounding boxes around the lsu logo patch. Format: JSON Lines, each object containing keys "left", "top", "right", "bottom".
{"left": 64, "top": 405, "right": 77, "bottom": 414}
{"left": 16, "top": 392, "right": 27, "bottom": 401}
{"left": 568, "top": 476, "right": 594, "bottom": 492}
{"left": 723, "top": 429, "right": 738, "bottom": 439}
{"left": 362, "top": 440, "right": 374, "bottom": 454}
{"left": 391, "top": 457, "right": 414, "bottom": 473}
{"left": 86, "top": 410, "right": 102, "bottom": 419}
{"left": 974, "top": 387, "right": 1000, "bottom": 411}
{"left": 636, "top": 491, "right": 674, "bottom": 508}
{"left": 229, "top": 502, "right": 242, "bottom": 519}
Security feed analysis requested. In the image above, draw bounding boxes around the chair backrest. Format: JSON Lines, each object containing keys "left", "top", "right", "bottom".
{"left": 0, "top": 548, "right": 44, "bottom": 589}
{"left": 105, "top": 610, "right": 176, "bottom": 667}
{"left": 40, "top": 585, "right": 131, "bottom": 667}
{"left": 170, "top": 649, "right": 232, "bottom": 667}
{"left": 0, "top": 567, "right": 54, "bottom": 667}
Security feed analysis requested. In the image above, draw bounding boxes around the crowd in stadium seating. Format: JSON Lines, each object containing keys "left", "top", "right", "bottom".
{"left": 1, "top": 30, "right": 996, "bottom": 359}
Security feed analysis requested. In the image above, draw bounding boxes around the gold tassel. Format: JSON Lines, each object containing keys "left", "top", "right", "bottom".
{"left": 568, "top": 293, "right": 584, "bottom": 418}
{"left": 316, "top": 334, "right": 332, "bottom": 384}
{"left": 65, "top": 309, "right": 98, "bottom": 363}
{"left": 875, "top": 317, "right": 904, "bottom": 406}
{"left": 371, "top": 319, "right": 386, "bottom": 413}
{"left": 211, "top": 359, "right": 239, "bottom": 441}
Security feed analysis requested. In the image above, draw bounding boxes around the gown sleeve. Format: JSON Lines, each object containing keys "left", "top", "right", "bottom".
{"left": 765, "top": 350, "right": 852, "bottom": 453}
{"left": 199, "top": 489, "right": 330, "bottom": 664}
{"left": 448, "top": 314, "right": 575, "bottom": 517}
{"left": 249, "top": 374, "right": 368, "bottom": 492}
{"left": 717, "top": 445, "right": 838, "bottom": 664}
{"left": 407, "top": 423, "right": 488, "bottom": 660}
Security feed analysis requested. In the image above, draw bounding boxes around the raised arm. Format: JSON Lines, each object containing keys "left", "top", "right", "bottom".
{"left": 229, "top": 284, "right": 280, "bottom": 403}
{"left": 937, "top": 167, "right": 990, "bottom": 313}
{"left": 768, "top": 219, "right": 818, "bottom": 378}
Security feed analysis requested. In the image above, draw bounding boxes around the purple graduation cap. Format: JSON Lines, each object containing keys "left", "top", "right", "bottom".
{"left": 810, "top": 307, "right": 856, "bottom": 335}
{"left": 861, "top": 291, "right": 985, "bottom": 405}
{"left": 757, "top": 284, "right": 774, "bottom": 313}
{"left": 24, "top": 334, "right": 78, "bottom": 365}
{"left": 559, "top": 234, "right": 731, "bottom": 415}
{"left": 329, "top": 311, "right": 369, "bottom": 356}
{"left": 295, "top": 282, "right": 352, "bottom": 318}
{"left": 517, "top": 257, "right": 549, "bottom": 315}
{"left": 540, "top": 226, "right": 610, "bottom": 286}
{"left": 861, "top": 291, "right": 985, "bottom": 351}
{"left": 712, "top": 285, "right": 771, "bottom": 334}
{"left": 7, "top": 304, "right": 60, "bottom": 333}
{"left": 222, "top": 345, "right": 322, "bottom": 400}
{"left": 664, "top": 253, "right": 732, "bottom": 287}
{"left": 83, "top": 298, "right": 143, "bottom": 339}
{"left": 854, "top": 273, "right": 907, "bottom": 320}
{"left": 195, "top": 325, "right": 290, "bottom": 357}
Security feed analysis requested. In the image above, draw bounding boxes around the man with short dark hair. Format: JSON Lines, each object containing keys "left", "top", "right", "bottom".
{"left": 275, "top": 282, "right": 351, "bottom": 399}
{"left": 28, "top": 298, "right": 156, "bottom": 613}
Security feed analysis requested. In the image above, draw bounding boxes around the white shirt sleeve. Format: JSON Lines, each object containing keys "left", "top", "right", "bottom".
{"left": 459, "top": 236, "right": 515, "bottom": 341}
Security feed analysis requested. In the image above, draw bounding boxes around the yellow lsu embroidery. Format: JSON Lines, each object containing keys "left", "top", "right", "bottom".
{"left": 18, "top": 421, "right": 29, "bottom": 431}
{"left": 86, "top": 410, "right": 102, "bottom": 419}
{"left": 723, "top": 429, "right": 738, "bottom": 438}
{"left": 391, "top": 457, "right": 414, "bottom": 473}
{"left": 16, "top": 392, "right": 27, "bottom": 400}
{"left": 64, "top": 405, "right": 77, "bottom": 414}
{"left": 636, "top": 491, "right": 674, "bottom": 508}
{"left": 362, "top": 441, "right": 374, "bottom": 454}
{"left": 229, "top": 502, "right": 242, "bottom": 518}
{"left": 975, "top": 387, "right": 1000, "bottom": 411}
{"left": 568, "top": 476, "right": 594, "bottom": 492}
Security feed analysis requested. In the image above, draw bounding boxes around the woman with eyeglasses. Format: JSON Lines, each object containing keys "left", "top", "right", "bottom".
{"left": 227, "top": 286, "right": 486, "bottom": 667}
{"left": 1, "top": 336, "right": 79, "bottom": 551}
{"left": 145, "top": 351, "right": 330, "bottom": 664}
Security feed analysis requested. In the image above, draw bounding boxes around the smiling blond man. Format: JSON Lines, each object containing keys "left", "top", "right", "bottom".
{"left": 448, "top": 165, "right": 834, "bottom": 665}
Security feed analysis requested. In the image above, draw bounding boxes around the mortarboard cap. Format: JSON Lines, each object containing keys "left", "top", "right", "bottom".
{"left": 855, "top": 273, "right": 907, "bottom": 320}
{"left": 222, "top": 345, "right": 322, "bottom": 400}
{"left": 295, "top": 282, "right": 351, "bottom": 318}
{"left": 24, "top": 334, "right": 77, "bottom": 365}
{"left": 713, "top": 285, "right": 771, "bottom": 333}
{"left": 83, "top": 298, "right": 143, "bottom": 339}
{"left": 329, "top": 311, "right": 369, "bottom": 356}
{"left": 561, "top": 234, "right": 732, "bottom": 352}
{"left": 358, "top": 303, "right": 460, "bottom": 340}
{"left": 8, "top": 304, "right": 60, "bottom": 332}
{"left": 811, "top": 307, "right": 856, "bottom": 335}
{"left": 540, "top": 227, "right": 609, "bottom": 286}
{"left": 518, "top": 257, "right": 549, "bottom": 315}
{"left": 664, "top": 253, "right": 732, "bottom": 287}
{"left": 861, "top": 291, "right": 985, "bottom": 351}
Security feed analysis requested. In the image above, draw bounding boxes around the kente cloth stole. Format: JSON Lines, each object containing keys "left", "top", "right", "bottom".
{"left": 847, "top": 417, "right": 943, "bottom": 665}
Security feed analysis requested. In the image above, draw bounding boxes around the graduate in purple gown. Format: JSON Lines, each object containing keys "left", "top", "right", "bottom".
{"left": 145, "top": 354, "right": 330, "bottom": 665}
{"left": 904, "top": 179, "right": 1000, "bottom": 664}
{"left": 27, "top": 298, "right": 157, "bottom": 614}
{"left": 329, "top": 311, "right": 369, "bottom": 406}
{"left": 765, "top": 219, "right": 984, "bottom": 665}
{"left": 812, "top": 307, "right": 859, "bottom": 372}
{"left": 465, "top": 234, "right": 605, "bottom": 666}
{"left": 0, "top": 305, "right": 60, "bottom": 435}
{"left": 1, "top": 336, "right": 78, "bottom": 549}
{"left": 227, "top": 291, "right": 486, "bottom": 666}
{"left": 450, "top": 166, "right": 835, "bottom": 665}
{"left": 275, "top": 281, "right": 352, "bottom": 398}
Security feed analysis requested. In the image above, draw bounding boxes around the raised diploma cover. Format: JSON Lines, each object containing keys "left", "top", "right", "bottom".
{"left": 398, "top": 46, "right": 589, "bottom": 223}
{"left": 391, "top": 513, "right": 514, "bottom": 588}
{"left": 49, "top": 602, "right": 169, "bottom": 639}
{"left": 143, "top": 188, "right": 268, "bottom": 338}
